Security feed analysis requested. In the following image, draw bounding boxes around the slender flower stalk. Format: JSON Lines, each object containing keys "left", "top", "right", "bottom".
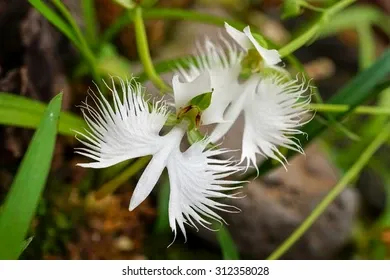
{"left": 134, "top": 7, "right": 171, "bottom": 93}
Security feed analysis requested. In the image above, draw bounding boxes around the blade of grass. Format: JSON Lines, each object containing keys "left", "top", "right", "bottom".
{"left": 0, "top": 93, "right": 63, "bottom": 260}
{"left": 101, "top": 9, "right": 135, "bottom": 44}
{"left": 154, "top": 178, "right": 170, "bottom": 233}
{"left": 357, "top": 23, "right": 376, "bottom": 70}
{"left": 216, "top": 225, "right": 240, "bottom": 260}
{"left": 51, "top": 0, "right": 101, "bottom": 84}
{"left": 0, "top": 93, "right": 85, "bottom": 136}
{"left": 82, "top": 0, "right": 98, "bottom": 47}
{"left": 28, "top": 0, "right": 80, "bottom": 49}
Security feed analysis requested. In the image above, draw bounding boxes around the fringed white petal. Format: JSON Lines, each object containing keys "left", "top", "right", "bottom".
{"left": 166, "top": 140, "right": 243, "bottom": 242}
{"left": 243, "top": 26, "right": 281, "bottom": 66}
{"left": 75, "top": 78, "right": 169, "bottom": 168}
{"left": 241, "top": 75, "right": 312, "bottom": 171}
{"left": 176, "top": 36, "right": 244, "bottom": 125}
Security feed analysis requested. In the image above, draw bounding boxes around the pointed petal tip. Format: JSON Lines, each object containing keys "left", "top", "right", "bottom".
{"left": 224, "top": 21, "right": 232, "bottom": 29}
{"left": 76, "top": 162, "right": 92, "bottom": 168}
{"left": 128, "top": 199, "right": 137, "bottom": 211}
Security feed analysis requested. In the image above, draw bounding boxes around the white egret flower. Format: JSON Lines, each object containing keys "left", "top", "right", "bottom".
{"left": 173, "top": 37, "right": 244, "bottom": 125}
{"left": 74, "top": 78, "right": 243, "bottom": 242}
{"left": 210, "top": 74, "right": 312, "bottom": 172}
{"left": 224, "top": 22, "right": 281, "bottom": 66}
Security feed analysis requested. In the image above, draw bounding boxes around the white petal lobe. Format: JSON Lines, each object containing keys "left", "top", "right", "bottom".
{"left": 166, "top": 141, "right": 243, "bottom": 241}
{"left": 129, "top": 148, "right": 171, "bottom": 211}
{"left": 243, "top": 26, "right": 281, "bottom": 66}
{"left": 75, "top": 78, "right": 168, "bottom": 168}
{"left": 224, "top": 22, "right": 252, "bottom": 50}
{"left": 241, "top": 75, "right": 311, "bottom": 170}
{"left": 172, "top": 72, "right": 211, "bottom": 112}
{"left": 209, "top": 76, "right": 259, "bottom": 143}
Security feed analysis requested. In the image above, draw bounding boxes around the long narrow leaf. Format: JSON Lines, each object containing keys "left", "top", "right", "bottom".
{"left": 28, "top": 0, "right": 80, "bottom": 49}
{"left": 0, "top": 93, "right": 85, "bottom": 136}
{"left": 0, "top": 93, "right": 63, "bottom": 260}
{"left": 154, "top": 179, "right": 170, "bottom": 233}
{"left": 216, "top": 225, "right": 240, "bottom": 260}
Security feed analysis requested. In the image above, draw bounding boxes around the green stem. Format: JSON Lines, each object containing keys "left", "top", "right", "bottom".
{"left": 279, "top": 0, "right": 356, "bottom": 57}
{"left": 101, "top": 9, "right": 135, "bottom": 43}
{"left": 133, "top": 7, "right": 171, "bottom": 93}
{"left": 267, "top": 122, "right": 390, "bottom": 260}
{"left": 95, "top": 156, "right": 151, "bottom": 199}
{"left": 299, "top": 1, "right": 325, "bottom": 13}
{"left": 357, "top": 24, "right": 375, "bottom": 70}
{"left": 327, "top": 0, "right": 356, "bottom": 16}
{"left": 82, "top": 0, "right": 98, "bottom": 47}
{"left": 279, "top": 23, "right": 321, "bottom": 57}
{"left": 310, "top": 104, "right": 390, "bottom": 115}
{"left": 52, "top": 0, "right": 100, "bottom": 84}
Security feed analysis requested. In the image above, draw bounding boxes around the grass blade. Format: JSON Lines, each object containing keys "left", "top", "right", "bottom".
{"left": 82, "top": 0, "right": 98, "bottom": 47}
{"left": 28, "top": 0, "right": 80, "bottom": 48}
{"left": 0, "top": 93, "right": 63, "bottom": 260}
{"left": 216, "top": 225, "right": 240, "bottom": 260}
{"left": 154, "top": 179, "right": 170, "bottom": 233}
{"left": 0, "top": 93, "right": 85, "bottom": 136}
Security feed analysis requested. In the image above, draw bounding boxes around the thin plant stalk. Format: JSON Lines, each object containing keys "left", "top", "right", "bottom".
{"left": 133, "top": 8, "right": 171, "bottom": 93}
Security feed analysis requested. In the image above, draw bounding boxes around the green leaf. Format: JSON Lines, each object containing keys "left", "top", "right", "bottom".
{"left": 189, "top": 91, "right": 213, "bottom": 111}
{"left": 0, "top": 93, "right": 85, "bottom": 136}
{"left": 0, "top": 93, "right": 63, "bottom": 260}
{"left": 282, "top": 0, "right": 302, "bottom": 19}
{"left": 113, "top": 0, "right": 136, "bottom": 9}
{"left": 28, "top": 0, "right": 80, "bottom": 48}
{"left": 244, "top": 47, "right": 390, "bottom": 179}
{"left": 82, "top": 0, "right": 98, "bottom": 46}
{"left": 216, "top": 225, "right": 240, "bottom": 260}
{"left": 154, "top": 179, "right": 170, "bottom": 233}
